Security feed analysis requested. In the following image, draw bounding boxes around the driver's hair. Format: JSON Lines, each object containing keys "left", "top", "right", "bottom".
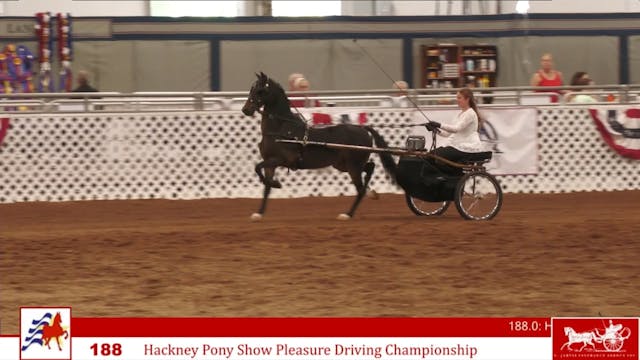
{"left": 458, "top": 87, "right": 483, "bottom": 130}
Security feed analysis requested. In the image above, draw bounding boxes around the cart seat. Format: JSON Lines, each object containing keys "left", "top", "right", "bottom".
{"left": 460, "top": 151, "right": 493, "bottom": 164}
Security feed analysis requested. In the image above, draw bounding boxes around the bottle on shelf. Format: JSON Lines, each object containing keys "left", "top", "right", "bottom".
{"left": 466, "top": 59, "right": 474, "bottom": 71}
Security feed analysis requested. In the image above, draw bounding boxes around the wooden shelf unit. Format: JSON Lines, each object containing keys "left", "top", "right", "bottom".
{"left": 421, "top": 44, "right": 498, "bottom": 90}
{"left": 421, "top": 44, "right": 460, "bottom": 89}
{"left": 460, "top": 44, "right": 498, "bottom": 89}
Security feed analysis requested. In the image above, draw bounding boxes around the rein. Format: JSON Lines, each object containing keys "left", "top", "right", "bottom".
{"left": 370, "top": 122, "right": 430, "bottom": 129}
{"left": 289, "top": 104, "right": 312, "bottom": 143}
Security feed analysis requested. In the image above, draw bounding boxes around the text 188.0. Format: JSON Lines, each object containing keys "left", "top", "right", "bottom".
{"left": 509, "top": 320, "right": 543, "bottom": 332}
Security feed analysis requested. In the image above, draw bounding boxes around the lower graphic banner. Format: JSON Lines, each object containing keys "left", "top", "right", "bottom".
{"left": 2, "top": 315, "right": 638, "bottom": 360}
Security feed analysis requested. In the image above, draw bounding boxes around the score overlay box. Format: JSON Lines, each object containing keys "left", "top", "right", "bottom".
{"left": 1, "top": 316, "right": 638, "bottom": 360}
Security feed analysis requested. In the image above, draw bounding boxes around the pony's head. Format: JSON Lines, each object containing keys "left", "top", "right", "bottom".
{"left": 564, "top": 327, "right": 573, "bottom": 336}
{"left": 242, "top": 72, "right": 285, "bottom": 116}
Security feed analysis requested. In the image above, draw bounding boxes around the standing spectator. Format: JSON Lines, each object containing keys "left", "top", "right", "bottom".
{"left": 72, "top": 70, "right": 98, "bottom": 93}
{"left": 530, "top": 53, "right": 563, "bottom": 102}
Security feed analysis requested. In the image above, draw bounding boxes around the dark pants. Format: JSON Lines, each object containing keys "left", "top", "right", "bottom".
{"left": 431, "top": 146, "right": 474, "bottom": 176}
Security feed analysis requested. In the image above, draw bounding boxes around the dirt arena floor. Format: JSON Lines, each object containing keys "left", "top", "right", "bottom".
{"left": 1, "top": 191, "right": 639, "bottom": 334}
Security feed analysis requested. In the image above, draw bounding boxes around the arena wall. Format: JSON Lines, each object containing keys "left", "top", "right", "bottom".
{"left": 0, "top": 106, "right": 638, "bottom": 203}
{"left": 2, "top": 14, "right": 638, "bottom": 91}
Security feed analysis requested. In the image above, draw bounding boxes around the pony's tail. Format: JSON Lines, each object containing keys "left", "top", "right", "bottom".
{"left": 364, "top": 126, "right": 397, "bottom": 183}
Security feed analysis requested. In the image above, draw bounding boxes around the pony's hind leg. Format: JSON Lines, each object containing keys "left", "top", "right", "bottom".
{"left": 363, "top": 161, "right": 379, "bottom": 199}
{"left": 339, "top": 165, "right": 370, "bottom": 220}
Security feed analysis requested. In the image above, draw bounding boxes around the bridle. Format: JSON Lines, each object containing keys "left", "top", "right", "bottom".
{"left": 250, "top": 78, "right": 311, "bottom": 142}
{"left": 246, "top": 83, "right": 265, "bottom": 115}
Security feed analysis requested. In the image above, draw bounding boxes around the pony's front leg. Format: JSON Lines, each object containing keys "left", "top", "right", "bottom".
{"left": 251, "top": 160, "right": 281, "bottom": 221}
{"left": 56, "top": 336, "right": 63, "bottom": 351}
{"left": 255, "top": 161, "right": 281, "bottom": 188}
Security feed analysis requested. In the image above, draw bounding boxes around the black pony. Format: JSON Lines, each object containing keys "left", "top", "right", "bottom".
{"left": 242, "top": 72, "right": 396, "bottom": 220}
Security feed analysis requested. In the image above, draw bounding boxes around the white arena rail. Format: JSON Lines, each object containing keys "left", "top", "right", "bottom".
{"left": 0, "top": 106, "right": 638, "bottom": 203}
{"left": 1, "top": 84, "right": 639, "bottom": 113}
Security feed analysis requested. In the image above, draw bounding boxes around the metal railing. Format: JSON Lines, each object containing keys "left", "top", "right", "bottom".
{"left": 1, "top": 85, "right": 639, "bottom": 113}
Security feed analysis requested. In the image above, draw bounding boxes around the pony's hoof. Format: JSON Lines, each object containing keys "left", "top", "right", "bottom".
{"left": 337, "top": 214, "right": 351, "bottom": 221}
{"left": 266, "top": 179, "right": 282, "bottom": 188}
{"left": 366, "top": 189, "right": 379, "bottom": 200}
{"left": 250, "top": 213, "right": 263, "bottom": 221}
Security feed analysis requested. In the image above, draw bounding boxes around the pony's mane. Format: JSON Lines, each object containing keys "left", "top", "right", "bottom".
{"left": 266, "top": 77, "right": 287, "bottom": 98}
{"left": 260, "top": 76, "right": 294, "bottom": 116}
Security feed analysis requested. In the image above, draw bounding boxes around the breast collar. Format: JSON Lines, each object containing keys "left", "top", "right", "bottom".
{"left": 264, "top": 113, "right": 310, "bottom": 142}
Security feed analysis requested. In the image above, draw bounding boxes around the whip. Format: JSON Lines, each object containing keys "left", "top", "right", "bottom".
{"left": 351, "top": 39, "right": 437, "bottom": 125}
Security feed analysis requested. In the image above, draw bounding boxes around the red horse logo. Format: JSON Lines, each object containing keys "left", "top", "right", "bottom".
{"left": 41, "top": 312, "right": 69, "bottom": 351}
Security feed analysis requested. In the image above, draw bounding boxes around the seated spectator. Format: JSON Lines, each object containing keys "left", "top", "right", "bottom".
{"left": 289, "top": 77, "right": 320, "bottom": 108}
{"left": 569, "top": 71, "right": 592, "bottom": 86}
{"left": 288, "top": 72, "right": 304, "bottom": 91}
{"left": 530, "top": 53, "right": 564, "bottom": 102}
{"left": 390, "top": 80, "right": 412, "bottom": 108}
{"left": 70, "top": 70, "right": 102, "bottom": 109}
{"left": 392, "top": 80, "right": 409, "bottom": 96}
{"left": 72, "top": 70, "right": 98, "bottom": 93}
{"left": 565, "top": 75, "right": 597, "bottom": 103}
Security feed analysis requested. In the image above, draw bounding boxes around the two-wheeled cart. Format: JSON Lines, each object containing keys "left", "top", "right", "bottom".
{"left": 278, "top": 133, "right": 503, "bottom": 220}
{"left": 594, "top": 324, "right": 632, "bottom": 352}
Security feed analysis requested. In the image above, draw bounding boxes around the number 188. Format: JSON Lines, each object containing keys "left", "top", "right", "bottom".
{"left": 90, "top": 343, "right": 122, "bottom": 356}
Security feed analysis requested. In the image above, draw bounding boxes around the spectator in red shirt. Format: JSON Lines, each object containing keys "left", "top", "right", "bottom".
{"left": 530, "top": 53, "right": 564, "bottom": 102}
{"left": 288, "top": 72, "right": 304, "bottom": 91}
{"left": 289, "top": 77, "right": 319, "bottom": 108}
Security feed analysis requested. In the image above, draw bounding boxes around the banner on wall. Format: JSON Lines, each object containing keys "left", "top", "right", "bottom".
{"left": 589, "top": 108, "right": 640, "bottom": 159}
{"left": 411, "top": 107, "right": 538, "bottom": 175}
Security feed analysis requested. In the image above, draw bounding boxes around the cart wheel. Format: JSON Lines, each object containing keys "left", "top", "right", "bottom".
{"left": 454, "top": 172, "right": 502, "bottom": 220}
{"left": 405, "top": 193, "right": 450, "bottom": 216}
{"left": 603, "top": 337, "right": 624, "bottom": 351}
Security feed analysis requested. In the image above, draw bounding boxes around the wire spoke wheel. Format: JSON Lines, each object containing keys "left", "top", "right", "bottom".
{"left": 405, "top": 193, "right": 450, "bottom": 216}
{"left": 454, "top": 172, "right": 502, "bottom": 220}
{"left": 603, "top": 337, "right": 624, "bottom": 351}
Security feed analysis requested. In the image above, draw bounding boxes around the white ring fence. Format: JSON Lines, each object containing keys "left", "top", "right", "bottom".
{"left": 0, "top": 106, "right": 639, "bottom": 203}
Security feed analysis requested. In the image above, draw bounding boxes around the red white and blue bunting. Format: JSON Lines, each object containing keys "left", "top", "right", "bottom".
{"left": 589, "top": 108, "right": 640, "bottom": 159}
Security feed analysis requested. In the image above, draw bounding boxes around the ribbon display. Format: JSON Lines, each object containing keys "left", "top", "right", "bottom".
{"left": 35, "top": 11, "right": 55, "bottom": 92}
{"left": 57, "top": 12, "right": 73, "bottom": 92}
{"left": 0, "top": 44, "right": 35, "bottom": 96}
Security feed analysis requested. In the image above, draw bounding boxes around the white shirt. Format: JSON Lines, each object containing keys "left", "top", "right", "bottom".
{"left": 438, "top": 108, "right": 484, "bottom": 153}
